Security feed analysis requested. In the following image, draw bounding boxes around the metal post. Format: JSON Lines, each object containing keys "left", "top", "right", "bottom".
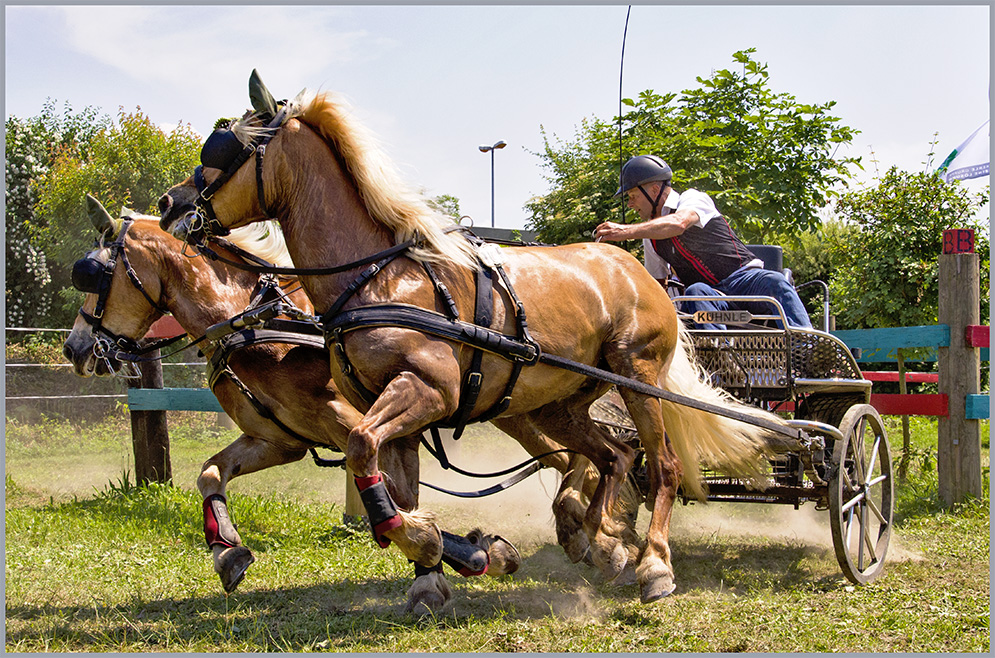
{"left": 479, "top": 140, "right": 506, "bottom": 228}
{"left": 490, "top": 148, "right": 496, "bottom": 227}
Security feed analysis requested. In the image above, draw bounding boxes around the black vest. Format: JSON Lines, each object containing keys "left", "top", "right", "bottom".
{"left": 651, "top": 215, "right": 757, "bottom": 286}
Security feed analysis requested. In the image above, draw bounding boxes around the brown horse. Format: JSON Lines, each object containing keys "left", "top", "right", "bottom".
{"left": 62, "top": 203, "right": 530, "bottom": 612}
{"left": 159, "top": 75, "right": 789, "bottom": 603}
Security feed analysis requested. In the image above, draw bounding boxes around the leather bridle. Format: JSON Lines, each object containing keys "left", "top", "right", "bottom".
{"left": 188, "top": 109, "right": 290, "bottom": 242}
{"left": 73, "top": 219, "right": 190, "bottom": 365}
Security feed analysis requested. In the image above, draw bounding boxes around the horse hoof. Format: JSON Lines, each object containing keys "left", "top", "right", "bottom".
{"left": 580, "top": 546, "right": 595, "bottom": 567}
{"left": 609, "top": 562, "right": 638, "bottom": 587}
{"left": 558, "top": 531, "right": 591, "bottom": 564}
{"left": 486, "top": 537, "right": 521, "bottom": 576}
{"left": 218, "top": 545, "right": 255, "bottom": 593}
{"left": 404, "top": 589, "right": 446, "bottom": 615}
{"left": 599, "top": 541, "right": 628, "bottom": 581}
{"left": 639, "top": 576, "right": 676, "bottom": 603}
{"left": 404, "top": 572, "right": 452, "bottom": 615}
{"left": 465, "top": 529, "right": 521, "bottom": 576}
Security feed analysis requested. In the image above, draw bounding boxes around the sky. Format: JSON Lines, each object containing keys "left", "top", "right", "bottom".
{"left": 4, "top": 3, "right": 991, "bottom": 231}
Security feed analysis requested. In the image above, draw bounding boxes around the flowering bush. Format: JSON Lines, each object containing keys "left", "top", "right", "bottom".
{"left": 6, "top": 116, "right": 56, "bottom": 328}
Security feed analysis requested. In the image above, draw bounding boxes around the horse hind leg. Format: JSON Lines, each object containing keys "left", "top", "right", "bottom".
{"left": 490, "top": 414, "right": 640, "bottom": 568}
{"left": 198, "top": 434, "right": 307, "bottom": 593}
{"left": 616, "top": 389, "right": 682, "bottom": 602}
{"left": 529, "top": 400, "right": 638, "bottom": 582}
{"left": 491, "top": 415, "right": 592, "bottom": 564}
{"left": 552, "top": 455, "right": 595, "bottom": 564}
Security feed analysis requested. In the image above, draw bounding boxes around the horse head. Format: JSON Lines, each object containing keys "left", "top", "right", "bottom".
{"left": 159, "top": 70, "right": 307, "bottom": 245}
{"left": 159, "top": 69, "right": 478, "bottom": 283}
{"left": 63, "top": 196, "right": 169, "bottom": 378}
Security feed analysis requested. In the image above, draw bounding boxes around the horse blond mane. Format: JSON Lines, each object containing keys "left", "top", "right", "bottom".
{"left": 129, "top": 213, "right": 294, "bottom": 269}
{"left": 224, "top": 221, "right": 295, "bottom": 268}
{"left": 275, "top": 91, "right": 479, "bottom": 271}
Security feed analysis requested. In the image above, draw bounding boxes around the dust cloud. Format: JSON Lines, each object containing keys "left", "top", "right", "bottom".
{"left": 416, "top": 424, "right": 923, "bottom": 569}
{"left": 416, "top": 427, "right": 561, "bottom": 550}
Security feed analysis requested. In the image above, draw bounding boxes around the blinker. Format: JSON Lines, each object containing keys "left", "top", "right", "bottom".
{"left": 200, "top": 128, "right": 245, "bottom": 170}
{"left": 71, "top": 256, "right": 108, "bottom": 294}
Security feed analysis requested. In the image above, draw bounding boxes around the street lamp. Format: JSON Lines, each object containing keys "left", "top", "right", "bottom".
{"left": 478, "top": 140, "right": 507, "bottom": 227}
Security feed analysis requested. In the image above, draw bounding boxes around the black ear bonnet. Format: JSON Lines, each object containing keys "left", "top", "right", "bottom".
{"left": 201, "top": 127, "right": 246, "bottom": 171}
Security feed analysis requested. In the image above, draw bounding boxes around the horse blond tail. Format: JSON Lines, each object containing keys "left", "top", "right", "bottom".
{"left": 657, "top": 321, "right": 787, "bottom": 501}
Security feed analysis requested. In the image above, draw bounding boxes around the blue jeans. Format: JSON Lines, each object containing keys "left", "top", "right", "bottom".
{"left": 680, "top": 267, "right": 812, "bottom": 330}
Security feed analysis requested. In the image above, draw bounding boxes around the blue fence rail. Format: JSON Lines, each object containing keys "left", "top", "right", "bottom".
{"left": 128, "top": 324, "right": 989, "bottom": 420}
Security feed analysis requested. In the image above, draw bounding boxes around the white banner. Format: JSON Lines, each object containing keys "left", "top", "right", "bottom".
{"left": 938, "top": 119, "right": 990, "bottom": 183}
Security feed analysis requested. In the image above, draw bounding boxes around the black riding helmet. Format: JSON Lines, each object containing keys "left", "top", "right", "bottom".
{"left": 615, "top": 155, "right": 673, "bottom": 218}
{"left": 614, "top": 155, "right": 672, "bottom": 197}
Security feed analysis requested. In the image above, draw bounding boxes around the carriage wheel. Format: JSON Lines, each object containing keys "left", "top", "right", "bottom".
{"left": 828, "top": 404, "right": 893, "bottom": 585}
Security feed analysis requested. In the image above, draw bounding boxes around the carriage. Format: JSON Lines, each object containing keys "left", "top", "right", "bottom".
{"left": 589, "top": 290, "right": 893, "bottom": 585}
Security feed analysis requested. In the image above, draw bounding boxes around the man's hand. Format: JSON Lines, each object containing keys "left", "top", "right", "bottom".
{"left": 593, "top": 221, "right": 628, "bottom": 242}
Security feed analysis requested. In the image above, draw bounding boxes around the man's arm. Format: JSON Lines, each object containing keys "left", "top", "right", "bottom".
{"left": 594, "top": 208, "right": 700, "bottom": 242}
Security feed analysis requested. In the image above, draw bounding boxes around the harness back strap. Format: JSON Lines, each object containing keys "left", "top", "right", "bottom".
{"left": 447, "top": 266, "right": 494, "bottom": 440}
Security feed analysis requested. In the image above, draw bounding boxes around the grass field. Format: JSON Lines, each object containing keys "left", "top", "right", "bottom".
{"left": 4, "top": 410, "right": 990, "bottom": 652}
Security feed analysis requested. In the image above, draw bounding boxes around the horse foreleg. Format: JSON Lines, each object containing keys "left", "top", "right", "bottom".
{"left": 198, "top": 434, "right": 307, "bottom": 593}
{"left": 347, "top": 371, "right": 454, "bottom": 569}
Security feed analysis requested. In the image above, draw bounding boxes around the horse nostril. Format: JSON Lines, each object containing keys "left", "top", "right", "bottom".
{"left": 62, "top": 344, "right": 74, "bottom": 361}
{"left": 157, "top": 194, "right": 172, "bottom": 216}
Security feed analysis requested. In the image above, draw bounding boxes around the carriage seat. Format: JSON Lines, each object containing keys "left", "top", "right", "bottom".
{"left": 745, "top": 244, "right": 793, "bottom": 286}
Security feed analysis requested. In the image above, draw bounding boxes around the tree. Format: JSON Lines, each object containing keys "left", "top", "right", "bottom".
{"left": 830, "top": 166, "right": 990, "bottom": 331}
{"left": 526, "top": 49, "right": 860, "bottom": 247}
{"left": 427, "top": 193, "right": 462, "bottom": 220}
{"left": 29, "top": 106, "right": 202, "bottom": 326}
{"left": 5, "top": 101, "right": 110, "bottom": 329}
{"left": 526, "top": 117, "right": 624, "bottom": 246}
{"left": 781, "top": 217, "right": 859, "bottom": 327}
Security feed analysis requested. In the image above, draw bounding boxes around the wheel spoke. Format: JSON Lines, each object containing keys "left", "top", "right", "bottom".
{"left": 857, "top": 506, "right": 866, "bottom": 570}
{"left": 865, "top": 434, "right": 881, "bottom": 481}
{"left": 866, "top": 473, "right": 888, "bottom": 489}
{"left": 844, "top": 506, "right": 855, "bottom": 548}
{"left": 841, "top": 466, "right": 855, "bottom": 493}
{"left": 860, "top": 502, "right": 878, "bottom": 564}
{"left": 851, "top": 421, "right": 867, "bottom": 483}
{"left": 841, "top": 489, "right": 865, "bottom": 514}
{"left": 865, "top": 495, "right": 887, "bottom": 525}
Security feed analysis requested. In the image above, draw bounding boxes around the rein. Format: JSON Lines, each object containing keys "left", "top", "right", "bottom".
{"left": 193, "top": 235, "right": 419, "bottom": 277}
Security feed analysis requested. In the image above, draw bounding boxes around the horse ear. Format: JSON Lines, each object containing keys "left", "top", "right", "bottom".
{"left": 249, "top": 69, "right": 278, "bottom": 121}
{"left": 290, "top": 88, "right": 308, "bottom": 109}
{"left": 86, "top": 194, "right": 114, "bottom": 234}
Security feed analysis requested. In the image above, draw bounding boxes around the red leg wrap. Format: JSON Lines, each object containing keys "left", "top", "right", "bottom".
{"left": 354, "top": 473, "right": 402, "bottom": 548}
{"left": 203, "top": 494, "right": 238, "bottom": 548}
